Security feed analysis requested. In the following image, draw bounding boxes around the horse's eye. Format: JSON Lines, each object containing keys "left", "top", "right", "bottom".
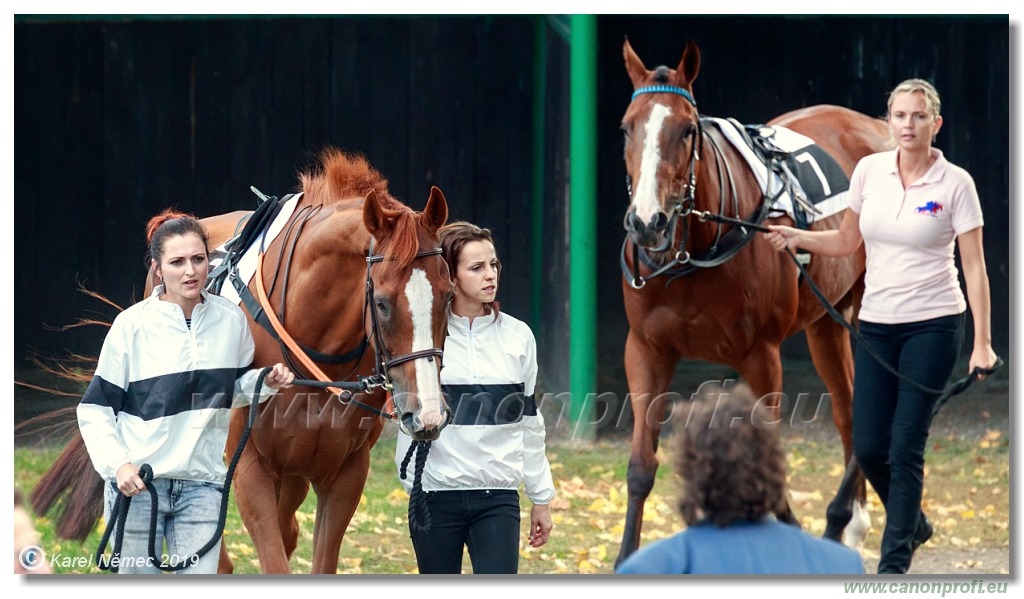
{"left": 375, "top": 299, "right": 390, "bottom": 317}
{"left": 621, "top": 124, "right": 632, "bottom": 139}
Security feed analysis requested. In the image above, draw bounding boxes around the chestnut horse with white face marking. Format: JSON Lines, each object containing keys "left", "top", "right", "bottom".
{"left": 29, "top": 149, "right": 453, "bottom": 573}
{"left": 616, "top": 39, "right": 890, "bottom": 565}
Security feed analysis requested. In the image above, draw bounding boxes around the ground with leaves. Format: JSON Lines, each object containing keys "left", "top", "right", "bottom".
{"left": 14, "top": 358, "right": 1010, "bottom": 575}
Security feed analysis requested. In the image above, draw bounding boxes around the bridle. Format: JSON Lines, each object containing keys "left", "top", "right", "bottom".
{"left": 363, "top": 239, "right": 446, "bottom": 392}
{"left": 622, "top": 85, "right": 773, "bottom": 289}
{"left": 234, "top": 204, "right": 448, "bottom": 422}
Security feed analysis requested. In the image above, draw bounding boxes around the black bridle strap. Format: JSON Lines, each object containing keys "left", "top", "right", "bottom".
{"left": 364, "top": 243, "right": 446, "bottom": 377}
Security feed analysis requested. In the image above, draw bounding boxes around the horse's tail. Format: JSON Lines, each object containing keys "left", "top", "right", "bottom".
{"left": 29, "top": 428, "right": 105, "bottom": 542}
{"left": 18, "top": 281, "right": 126, "bottom": 542}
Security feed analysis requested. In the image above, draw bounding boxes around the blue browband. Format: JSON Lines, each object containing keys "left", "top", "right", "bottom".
{"left": 631, "top": 85, "right": 696, "bottom": 106}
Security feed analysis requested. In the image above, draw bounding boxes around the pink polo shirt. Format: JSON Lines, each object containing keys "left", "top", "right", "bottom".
{"left": 848, "top": 148, "right": 984, "bottom": 324}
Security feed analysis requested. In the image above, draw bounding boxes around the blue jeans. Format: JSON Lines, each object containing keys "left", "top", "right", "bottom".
{"left": 103, "top": 478, "right": 223, "bottom": 574}
{"left": 409, "top": 489, "right": 521, "bottom": 574}
{"left": 852, "top": 313, "right": 964, "bottom": 574}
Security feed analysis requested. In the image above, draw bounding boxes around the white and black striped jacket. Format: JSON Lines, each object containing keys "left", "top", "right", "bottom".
{"left": 395, "top": 310, "right": 556, "bottom": 505}
{"left": 77, "top": 286, "right": 273, "bottom": 483}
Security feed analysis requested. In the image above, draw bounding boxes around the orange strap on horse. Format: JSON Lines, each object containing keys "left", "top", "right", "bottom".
{"left": 254, "top": 251, "right": 394, "bottom": 416}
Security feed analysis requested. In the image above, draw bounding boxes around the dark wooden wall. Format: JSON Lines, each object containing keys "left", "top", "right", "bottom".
{"left": 15, "top": 15, "right": 1009, "bottom": 411}
{"left": 15, "top": 16, "right": 547, "bottom": 368}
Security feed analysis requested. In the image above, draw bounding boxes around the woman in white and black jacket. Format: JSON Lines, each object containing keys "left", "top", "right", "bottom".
{"left": 395, "top": 221, "right": 555, "bottom": 574}
{"left": 77, "top": 210, "right": 294, "bottom": 574}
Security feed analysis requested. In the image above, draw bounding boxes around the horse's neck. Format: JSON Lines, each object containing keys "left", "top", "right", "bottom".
{"left": 270, "top": 206, "right": 371, "bottom": 361}
{"left": 686, "top": 127, "right": 758, "bottom": 248}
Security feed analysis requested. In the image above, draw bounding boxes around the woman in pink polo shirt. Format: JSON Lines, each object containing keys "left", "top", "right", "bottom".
{"left": 765, "top": 79, "right": 997, "bottom": 574}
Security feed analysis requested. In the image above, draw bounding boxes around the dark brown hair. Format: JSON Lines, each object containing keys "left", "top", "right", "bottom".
{"left": 438, "top": 221, "right": 501, "bottom": 319}
{"left": 144, "top": 209, "right": 209, "bottom": 270}
{"left": 675, "top": 382, "right": 789, "bottom": 527}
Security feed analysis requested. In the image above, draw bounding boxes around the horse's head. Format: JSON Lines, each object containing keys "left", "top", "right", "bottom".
{"left": 621, "top": 38, "right": 702, "bottom": 252}
{"left": 363, "top": 186, "right": 452, "bottom": 441}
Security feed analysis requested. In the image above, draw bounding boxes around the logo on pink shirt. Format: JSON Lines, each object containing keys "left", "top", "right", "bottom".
{"left": 914, "top": 201, "right": 944, "bottom": 217}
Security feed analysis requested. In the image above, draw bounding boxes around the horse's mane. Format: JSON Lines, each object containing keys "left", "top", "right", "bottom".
{"left": 299, "top": 147, "right": 426, "bottom": 268}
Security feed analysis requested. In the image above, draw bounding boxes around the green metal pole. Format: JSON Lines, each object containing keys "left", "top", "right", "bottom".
{"left": 569, "top": 14, "right": 597, "bottom": 442}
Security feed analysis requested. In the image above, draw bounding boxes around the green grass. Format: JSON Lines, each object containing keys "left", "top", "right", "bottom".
{"left": 15, "top": 421, "right": 1009, "bottom": 575}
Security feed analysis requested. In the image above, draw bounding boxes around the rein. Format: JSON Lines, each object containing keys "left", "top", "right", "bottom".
{"left": 96, "top": 367, "right": 272, "bottom": 573}
{"left": 676, "top": 210, "right": 1005, "bottom": 402}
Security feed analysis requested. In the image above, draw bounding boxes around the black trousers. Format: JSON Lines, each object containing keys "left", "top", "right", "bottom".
{"left": 852, "top": 313, "right": 964, "bottom": 574}
{"left": 409, "top": 489, "right": 521, "bottom": 574}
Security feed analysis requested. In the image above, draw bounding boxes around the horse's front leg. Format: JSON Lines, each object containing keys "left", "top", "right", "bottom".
{"left": 309, "top": 448, "right": 372, "bottom": 574}
{"left": 233, "top": 438, "right": 292, "bottom": 573}
{"left": 217, "top": 539, "right": 234, "bottom": 574}
{"left": 615, "top": 330, "right": 678, "bottom": 568}
{"left": 278, "top": 475, "right": 311, "bottom": 562}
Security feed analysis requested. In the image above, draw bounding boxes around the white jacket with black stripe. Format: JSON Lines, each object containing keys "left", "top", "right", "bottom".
{"left": 394, "top": 310, "right": 556, "bottom": 505}
{"left": 77, "top": 286, "right": 274, "bottom": 483}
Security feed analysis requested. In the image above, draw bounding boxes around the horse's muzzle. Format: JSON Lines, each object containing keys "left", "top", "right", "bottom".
{"left": 399, "top": 407, "right": 451, "bottom": 442}
{"left": 624, "top": 209, "right": 672, "bottom": 252}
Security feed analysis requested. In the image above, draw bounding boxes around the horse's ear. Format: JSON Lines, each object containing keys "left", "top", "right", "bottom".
{"left": 677, "top": 40, "right": 701, "bottom": 87}
{"left": 422, "top": 186, "right": 448, "bottom": 235}
{"left": 363, "top": 189, "right": 392, "bottom": 239}
{"left": 623, "top": 37, "right": 648, "bottom": 87}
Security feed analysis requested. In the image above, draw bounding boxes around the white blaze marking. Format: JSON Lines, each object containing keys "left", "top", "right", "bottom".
{"left": 405, "top": 269, "right": 444, "bottom": 427}
{"left": 633, "top": 103, "right": 671, "bottom": 225}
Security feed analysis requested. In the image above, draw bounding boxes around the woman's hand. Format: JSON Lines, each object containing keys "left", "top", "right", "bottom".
{"left": 528, "top": 503, "right": 553, "bottom": 548}
{"left": 969, "top": 344, "right": 999, "bottom": 381}
{"left": 265, "top": 363, "right": 295, "bottom": 389}
{"left": 116, "top": 462, "right": 145, "bottom": 497}
{"left": 764, "top": 225, "right": 801, "bottom": 253}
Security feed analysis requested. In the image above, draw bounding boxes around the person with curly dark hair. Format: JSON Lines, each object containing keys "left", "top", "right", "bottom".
{"left": 616, "top": 381, "right": 864, "bottom": 574}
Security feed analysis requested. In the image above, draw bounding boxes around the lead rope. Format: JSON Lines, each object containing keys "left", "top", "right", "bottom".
{"left": 688, "top": 211, "right": 1005, "bottom": 400}
{"left": 399, "top": 440, "right": 433, "bottom": 532}
{"left": 96, "top": 367, "right": 272, "bottom": 573}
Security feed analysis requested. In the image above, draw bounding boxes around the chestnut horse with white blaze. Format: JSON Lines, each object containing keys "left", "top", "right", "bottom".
{"left": 616, "top": 39, "right": 890, "bottom": 565}
{"left": 29, "top": 149, "right": 453, "bottom": 573}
